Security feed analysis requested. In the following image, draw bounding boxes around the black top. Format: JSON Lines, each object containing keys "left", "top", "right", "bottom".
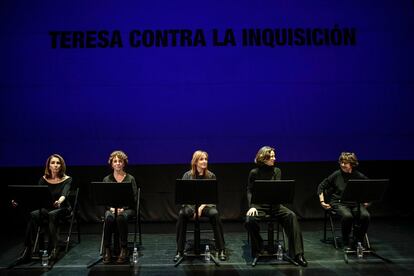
{"left": 39, "top": 176, "right": 72, "bottom": 209}
{"left": 182, "top": 170, "right": 216, "bottom": 180}
{"left": 317, "top": 169, "right": 368, "bottom": 204}
{"left": 247, "top": 165, "right": 281, "bottom": 209}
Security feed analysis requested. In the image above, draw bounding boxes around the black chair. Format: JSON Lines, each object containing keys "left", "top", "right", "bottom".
{"left": 99, "top": 187, "right": 142, "bottom": 255}
{"left": 321, "top": 193, "right": 370, "bottom": 249}
{"left": 31, "top": 187, "right": 81, "bottom": 261}
{"left": 185, "top": 216, "right": 216, "bottom": 252}
{"left": 247, "top": 180, "right": 297, "bottom": 266}
{"left": 247, "top": 218, "right": 286, "bottom": 249}
{"left": 248, "top": 216, "right": 289, "bottom": 267}
{"left": 59, "top": 187, "right": 81, "bottom": 253}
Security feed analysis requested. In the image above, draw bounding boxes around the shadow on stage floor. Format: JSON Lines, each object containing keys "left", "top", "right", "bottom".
{"left": 1, "top": 218, "right": 414, "bottom": 275}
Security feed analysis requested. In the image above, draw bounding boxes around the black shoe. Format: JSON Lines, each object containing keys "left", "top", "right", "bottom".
{"left": 218, "top": 250, "right": 227, "bottom": 261}
{"left": 294, "top": 254, "right": 308, "bottom": 267}
{"left": 173, "top": 252, "right": 183, "bottom": 262}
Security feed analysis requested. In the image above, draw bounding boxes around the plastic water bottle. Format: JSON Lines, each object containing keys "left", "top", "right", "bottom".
{"left": 132, "top": 247, "right": 138, "bottom": 264}
{"left": 276, "top": 244, "right": 283, "bottom": 261}
{"left": 41, "top": 250, "right": 48, "bottom": 267}
{"left": 204, "top": 245, "right": 211, "bottom": 262}
{"left": 357, "top": 242, "right": 364, "bottom": 259}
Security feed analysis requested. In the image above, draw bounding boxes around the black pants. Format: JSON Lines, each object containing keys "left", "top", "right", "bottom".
{"left": 24, "top": 207, "right": 69, "bottom": 249}
{"left": 103, "top": 209, "right": 135, "bottom": 249}
{"left": 332, "top": 203, "right": 370, "bottom": 246}
{"left": 245, "top": 205, "right": 304, "bottom": 257}
{"left": 176, "top": 205, "right": 225, "bottom": 253}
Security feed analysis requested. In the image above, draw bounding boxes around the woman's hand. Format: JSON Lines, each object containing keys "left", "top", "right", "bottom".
{"left": 320, "top": 202, "right": 331, "bottom": 210}
{"left": 11, "top": 200, "right": 18, "bottom": 208}
{"left": 246, "top": 207, "right": 258, "bottom": 217}
{"left": 194, "top": 204, "right": 206, "bottom": 218}
{"left": 53, "top": 196, "right": 65, "bottom": 208}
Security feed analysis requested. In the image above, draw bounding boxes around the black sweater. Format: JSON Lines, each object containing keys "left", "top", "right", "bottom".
{"left": 247, "top": 165, "right": 282, "bottom": 209}
{"left": 39, "top": 176, "right": 72, "bottom": 209}
{"left": 317, "top": 169, "right": 367, "bottom": 203}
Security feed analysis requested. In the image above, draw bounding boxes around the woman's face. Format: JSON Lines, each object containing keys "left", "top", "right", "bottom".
{"left": 196, "top": 154, "right": 208, "bottom": 171}
{"left": 49, "top": 157, "right": 62, "bottom": 175}
{"left": 111, "top": 156, "right": 125, "bottom": 172}
{"left": 340, "top": 161, "right": 352, "bottom": 173}
{"left": 264, "top": 151, "right": 276, "bottom": 166}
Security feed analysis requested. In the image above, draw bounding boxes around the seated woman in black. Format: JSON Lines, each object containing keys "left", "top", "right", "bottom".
{"left": 174, "top": 150, "right": 226, "bottom": 262}
{"left": 14, "top": 154, "right": 72, "bottom": 263}
{"left": 317, "top": 152, "right": 369, "bottom": 250}
{"left": 245, "top": 146, "right": 307, "bottom": 266}
{"left": 102, "top": 150, "right": 138, "bottom": 264}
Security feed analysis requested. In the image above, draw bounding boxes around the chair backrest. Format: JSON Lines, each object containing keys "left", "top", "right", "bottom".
{"left": 68, "top": 187, "right": 80, "bottom": 215}
{"left": 135, "top": 187, "right": 141, "bottom": 216}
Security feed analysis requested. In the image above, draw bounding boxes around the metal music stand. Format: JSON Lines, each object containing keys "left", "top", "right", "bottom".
{"left": 341, "top": 179, "right": 390, "bottom": 263}
{"left": 250, "top": 180, "right": 298, "bottom": 266}
{"left": 87, "top": 182, "right": 135, "bottom": 268}
{"left": 174, "top": 179, "right": 220, "bottom": 267}
{"left": 7, "top": 185, "right": 53, "bottom": 269}
{"left": 8, "top": 185, "right": 53, "bottom": 210}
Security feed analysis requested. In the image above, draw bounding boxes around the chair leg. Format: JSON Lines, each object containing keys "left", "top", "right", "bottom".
{"left": 275, "top": 222, "right": 287, "bottom": 250}
{"left": 282, "top": 226, "right": 287, "bottom": 249}
{"left": 364, "top": 233, "right": 371, "bottom": 249}
{"left": 138, "top": 212, "right": 142, "bottom": 246}
{"left": 329, "top": 215, "right": 338, "bottom": 249}
{"left": 267, "top": 222, "right": 274, "bottom": 252}
{"left": 100, "top": 221, "right": 106, "bottom": 255}
{"left": 77, "top": 218, "right": 81, "bottom": 243}
{"left": 323, "top": 211, "right": 328, "bottom": 242}
{"left": 33, "top": 226, "right": 41, "bottom": 254}
{"left": 65, "top": 213, "right": 76, "bottom": 253}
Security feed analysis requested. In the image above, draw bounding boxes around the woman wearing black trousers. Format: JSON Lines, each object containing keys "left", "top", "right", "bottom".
{"left": 245, "top": 146, "right": 307, "bottom": 267}
{"left": 174, "top": 150, "right": 226, "bottom": 262}
{"left": 14, "top": 154, "right": 72, "bottom": 263}
{"left": 102, "top": 150, "right": 138, "bottom": 264}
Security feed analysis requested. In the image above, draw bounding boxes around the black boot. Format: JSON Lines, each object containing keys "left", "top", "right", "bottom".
{"left": 218, "top": 250, "right": 227, "bottom": 261}
{"left": 116, "top": 247, "right": 129, "bottom": 264}
{"left": 173, "top": 251, "right": 183, "bottom": 262}
{"left": 103, "top": 248, "right": 112, "bottom": 264}
{"left": 294, "top": 254, "right": 308, "bottom": 267}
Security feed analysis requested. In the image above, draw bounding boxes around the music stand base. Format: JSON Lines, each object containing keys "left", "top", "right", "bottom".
{"left": 343, "top": 248, "right": 392, "bottom": 263}
{"left": 252, "top": 253, "right": 298, "bottom": 267}
{"left": 174, "top": 252, "right": 220, "bottom": 267}
{"left": 87, "top": 256, "right": 103, "bottom": 269}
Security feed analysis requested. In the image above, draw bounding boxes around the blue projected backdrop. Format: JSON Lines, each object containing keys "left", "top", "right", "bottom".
{"left": 1, "top": 1, "right": 414, "bottom": 166}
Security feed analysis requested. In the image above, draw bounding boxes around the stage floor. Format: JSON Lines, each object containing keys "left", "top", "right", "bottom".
{"left": 1, "top": 218, "right": 414, "bottom": 275}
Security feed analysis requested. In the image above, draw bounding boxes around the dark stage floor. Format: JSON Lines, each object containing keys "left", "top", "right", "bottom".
{"left": 1, "top": 218, "right": 414, "bottom": 275}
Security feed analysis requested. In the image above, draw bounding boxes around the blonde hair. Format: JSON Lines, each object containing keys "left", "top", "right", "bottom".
{"left": 44, "top": 154, "right": 67, "bottom": 179}
{"left": 254, "top": 146, "right": 275, "bottom": 165}
{"left": 190, "top": 150, "right": 211, "bottom": 177}
{"left": 108, "top": 150, "right": 128, "bottom": 166}
{"left": 338, "top": 152, "right": 359, "bottom": 167}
